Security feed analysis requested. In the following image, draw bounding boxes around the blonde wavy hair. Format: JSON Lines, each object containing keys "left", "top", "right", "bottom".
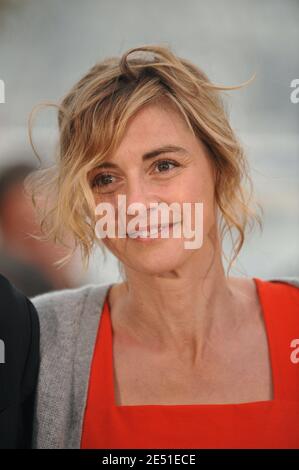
{"left": 25, "top": 43, "right": 263, "bottom": 277}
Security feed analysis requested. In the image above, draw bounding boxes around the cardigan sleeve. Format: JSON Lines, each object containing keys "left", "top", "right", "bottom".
{"left": 29, "top": 282, "right": 111, "bottom": 448}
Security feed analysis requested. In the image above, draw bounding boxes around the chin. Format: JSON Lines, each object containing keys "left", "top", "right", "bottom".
{"left": 123, "top": 240, "right": 193, "bottom": 275}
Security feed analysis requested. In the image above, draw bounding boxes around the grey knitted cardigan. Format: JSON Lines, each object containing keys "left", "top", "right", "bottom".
{"left": 30, "top": 276, "right": 299, "bottom": 449}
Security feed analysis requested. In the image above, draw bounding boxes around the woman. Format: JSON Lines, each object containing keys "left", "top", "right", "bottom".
{"left": 27, "top": 44, "right": 299, "bottom": 449}
{"left": 0, "top": 273, "right": 40, "bottom": 448}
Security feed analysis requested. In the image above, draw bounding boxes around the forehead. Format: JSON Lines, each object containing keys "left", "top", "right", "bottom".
{"left": 111, "top": 101, "right": 193, "bottom": 161}
{"left": 123, "top": 100, "right": 190, "bottom": 139}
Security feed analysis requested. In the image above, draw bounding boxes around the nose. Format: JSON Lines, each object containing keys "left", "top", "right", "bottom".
{"left": 124, "top": 175, "right": 163, "bottom": 211}
{"left": 118, "top": 177, "right": 161, "bottom": 229}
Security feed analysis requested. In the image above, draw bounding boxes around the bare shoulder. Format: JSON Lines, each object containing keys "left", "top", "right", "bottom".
{"left": 227, "top": 276, "right": 267, "bottom": 348}
{"left": 228, "top": 276, "right": 262, "bottom": 317}
{"left": 226, "top": 276, "right": 274, "bottom": 400}
{"left": 228, "top": 275, "right": 257, "bottom": 294}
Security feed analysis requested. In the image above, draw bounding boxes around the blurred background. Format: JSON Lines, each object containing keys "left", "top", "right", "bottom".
{"left": 0, "top": 0, "right": 298, "bottom": 296}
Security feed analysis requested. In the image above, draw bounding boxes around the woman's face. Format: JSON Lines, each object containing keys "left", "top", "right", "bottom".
{"left": 89, "top": 100, "right": 217, "bottom": 275}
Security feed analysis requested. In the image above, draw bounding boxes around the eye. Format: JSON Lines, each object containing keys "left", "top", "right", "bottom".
{"left": 153, "top": 159, "right": 179, "bottom": 173}
{"left": 91, "top": 173, "right": 117, "bottom": 192}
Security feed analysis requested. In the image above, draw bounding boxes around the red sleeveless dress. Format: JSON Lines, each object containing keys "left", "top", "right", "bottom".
{"left": 81, "top": 277, "right": 299, "bottom": 448}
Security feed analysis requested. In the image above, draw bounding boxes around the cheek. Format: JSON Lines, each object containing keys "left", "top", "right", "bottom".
{"left": 100, "top": 236, "right": 133, "bottom": 262}
{"left": 178, "top": 169, "right": 215, "bottom": 236}
{"left": 176, "top": 171, "right": 214, "bottom": 211}
{"left": 170, "top": 159, "right": 215, "bottom": 203}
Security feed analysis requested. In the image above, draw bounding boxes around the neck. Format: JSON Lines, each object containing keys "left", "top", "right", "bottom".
{"left": 108, "top": 244, "right": 247, "bottom": 366}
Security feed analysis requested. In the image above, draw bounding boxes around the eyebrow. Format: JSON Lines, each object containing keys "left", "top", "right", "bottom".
{"left": 95, "top": 145, "right": 189, "bottom": 170}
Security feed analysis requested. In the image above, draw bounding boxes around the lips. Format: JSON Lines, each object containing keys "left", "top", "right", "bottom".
{"left": 127, "top": 222, "right": 179, "bottom": 238}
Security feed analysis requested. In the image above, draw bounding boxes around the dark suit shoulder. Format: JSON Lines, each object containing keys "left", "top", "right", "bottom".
{"left": 0, "top": 272, "right": 39, "bottom": 333}
{"left": 0, "top": 274, "right": 40, "bottom": 448}
{"left": 0, "top": 273, "right": 40, "bottom": 399}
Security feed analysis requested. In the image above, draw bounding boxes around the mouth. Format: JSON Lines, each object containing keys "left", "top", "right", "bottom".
{"left": 126, "top": 221, "right": 180, "bottom": 240}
